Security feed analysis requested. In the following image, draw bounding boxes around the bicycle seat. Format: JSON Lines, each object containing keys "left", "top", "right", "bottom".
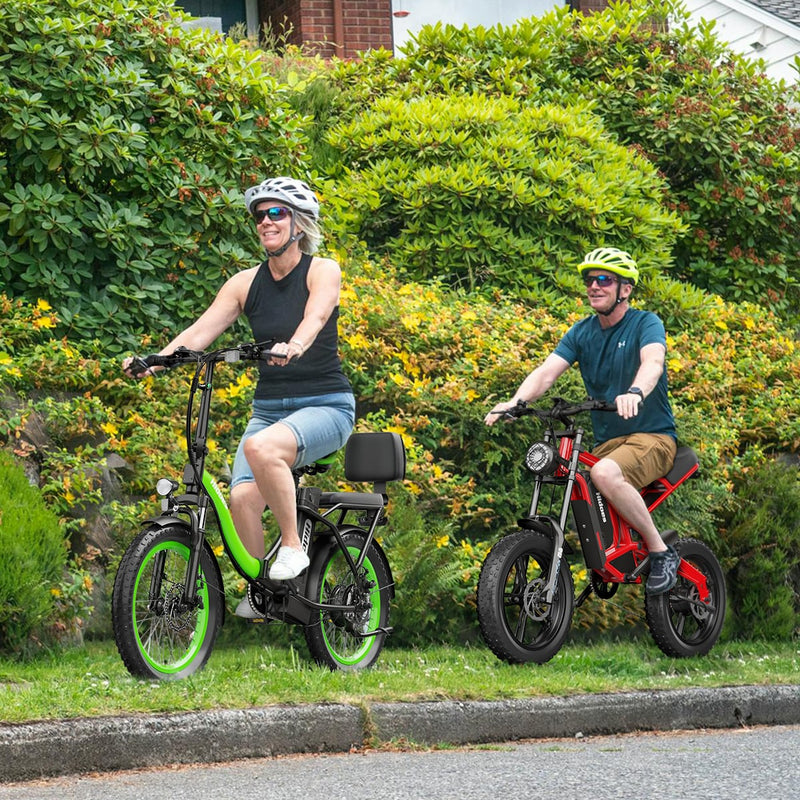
{"left": 661, "top": 446, "right": 699, "bottom": 485}
{"left": 344, "top": 432, "right": 406, "bottom": 490}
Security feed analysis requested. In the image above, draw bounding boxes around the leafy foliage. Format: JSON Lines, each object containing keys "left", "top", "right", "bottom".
{"left": 0, "top": 0, "right": 307, "bottom": 351}
{"left": 323, "top": 94, "right": 682, "bottom": 294}
{"left": 0, "top": 449, "right": 68, "bottom": 653}
{"left": 721, "top": 460, "right": 800, "bottom": 639}
{"left": 321, "top": 0, "right": 800, "bottom": 317}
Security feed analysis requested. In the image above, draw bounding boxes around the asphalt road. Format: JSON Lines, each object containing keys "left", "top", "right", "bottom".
{"left": 0, "top": 725, "right": 797, "bottom": 799}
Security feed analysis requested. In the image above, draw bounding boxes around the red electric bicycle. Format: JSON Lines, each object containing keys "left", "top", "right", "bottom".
{"left": 477, "top": 398, "right": 726, "bottom": 663}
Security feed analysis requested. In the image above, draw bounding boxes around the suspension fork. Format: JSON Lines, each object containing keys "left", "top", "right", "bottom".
{"left": 538, "top": 430, "right": 584, "bottom": 604}
{"left": 180, "top": 358, "right": 216, "bottom": 607}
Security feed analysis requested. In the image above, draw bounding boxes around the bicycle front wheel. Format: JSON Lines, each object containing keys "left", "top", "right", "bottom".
{"left": 112, "top": 524, "right": 224, "bottom": 680}
{"left": 477, "top": 530, "right": 575, "bottom": 664}
{"left": 303, "top": 530, "right": 392, "bottom": 671}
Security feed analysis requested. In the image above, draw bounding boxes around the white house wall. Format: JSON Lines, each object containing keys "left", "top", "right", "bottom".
{"left": 391, "top": 0, "right": 560, "bottom": 53}
{"left": 680, "top": 0, "right": 800, "bottom": 83}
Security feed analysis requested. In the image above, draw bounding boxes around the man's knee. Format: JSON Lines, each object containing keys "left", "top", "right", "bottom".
{"left": 590, "top": 457, "right": 624, "bottom": 490}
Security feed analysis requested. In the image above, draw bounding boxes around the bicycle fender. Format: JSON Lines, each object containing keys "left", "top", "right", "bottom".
{"left": 142, "top": 515, "right": 193, "bottom": 532}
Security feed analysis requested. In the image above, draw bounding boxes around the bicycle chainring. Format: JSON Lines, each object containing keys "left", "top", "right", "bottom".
{"left": 591, "top": 571, "right": 619, "bottom": 599}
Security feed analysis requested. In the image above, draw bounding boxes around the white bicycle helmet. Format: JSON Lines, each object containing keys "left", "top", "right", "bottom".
{"left": 244, "top": 177, "right": 320, "bottom": 220}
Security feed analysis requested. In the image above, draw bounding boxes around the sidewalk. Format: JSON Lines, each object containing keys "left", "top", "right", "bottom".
{"left": 1, "top": 684, "right": 798, "bottom": 782}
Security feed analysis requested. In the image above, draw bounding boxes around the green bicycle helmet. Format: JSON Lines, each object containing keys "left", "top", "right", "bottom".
{"left": 577, "top": 247, "right": 639, "bottom": 286}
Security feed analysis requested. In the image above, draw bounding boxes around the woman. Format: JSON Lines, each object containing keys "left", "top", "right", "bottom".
{"left": 123, "top": 177, "right": 355, "bottom": 616}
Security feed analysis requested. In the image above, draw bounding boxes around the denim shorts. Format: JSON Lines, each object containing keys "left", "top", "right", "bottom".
{"left": 230, "top": 392, "right": 356, "bottom": 488}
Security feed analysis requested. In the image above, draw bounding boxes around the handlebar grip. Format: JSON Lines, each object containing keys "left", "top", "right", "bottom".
{"left": 144, "top": 354, "right": 174, "bottom": 368}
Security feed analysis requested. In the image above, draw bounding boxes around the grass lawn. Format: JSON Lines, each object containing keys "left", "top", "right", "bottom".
{"left": 0, "top": 634, "right": 797, "bottom": 724}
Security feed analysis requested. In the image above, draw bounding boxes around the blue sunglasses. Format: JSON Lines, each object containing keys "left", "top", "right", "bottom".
{"left": 253, "top": 206, "right": 292, "bottom": 224}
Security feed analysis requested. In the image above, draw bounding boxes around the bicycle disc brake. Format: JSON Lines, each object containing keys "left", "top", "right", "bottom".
{"left": 522, "top": 578, "right": 551, "bottom": 621}
{"left": 160, "top": 583, "right": 197, "bottom": 632}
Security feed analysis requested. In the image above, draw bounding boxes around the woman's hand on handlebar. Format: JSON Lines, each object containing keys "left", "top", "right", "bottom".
{"left": 266, "top": 339, "right": 303, "bottom": 367}
{"left": 122, "top": 354, "right": 159, "bottom": 379}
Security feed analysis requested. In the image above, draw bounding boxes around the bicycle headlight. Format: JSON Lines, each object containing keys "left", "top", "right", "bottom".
{"left": 524, "top": 442, "right": 558, "bottom": 475}
{"left": 156, "top": 478, "right": 178, "bottom": 497}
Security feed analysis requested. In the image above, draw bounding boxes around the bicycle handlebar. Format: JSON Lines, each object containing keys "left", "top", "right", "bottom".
{"left": 129, "top": 342, "right": 287, "bottom": 376}
{"left": 498, "top": 397, "right": 618, "bottom": 424}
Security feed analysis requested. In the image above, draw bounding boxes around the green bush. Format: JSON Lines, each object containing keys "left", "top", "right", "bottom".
{"left": 322, "top": 0, "right": 800, "bottom": 317}
{"left": 0, "top": 0, "right": 307, "bottom": 351}
{"left": 323, "top": 93, "right": 682, "bottom": 295}
{"left": 0, "top": 449, "right": 68, "bottom": 654}
{"left": 721, "top": 460, "right": 800, "bottom": 640}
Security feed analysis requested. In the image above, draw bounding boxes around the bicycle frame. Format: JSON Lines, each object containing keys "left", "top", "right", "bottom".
{"left": 149, "top": 345, "right": 400, "bottom": 627}
{"left": 520, "top": 412, "right": 711, "bottom": 606}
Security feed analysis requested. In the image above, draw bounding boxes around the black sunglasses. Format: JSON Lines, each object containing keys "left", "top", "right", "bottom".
{"left": 253, "top": 206, "right": 292, "bottom": 224}
{"left": 582, "top": 274, "right": 619, "bottom": 288}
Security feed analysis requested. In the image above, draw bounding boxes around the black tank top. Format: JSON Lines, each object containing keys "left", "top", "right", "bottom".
{"left": 244, "top": 253, "right": 353, "bottom": 399}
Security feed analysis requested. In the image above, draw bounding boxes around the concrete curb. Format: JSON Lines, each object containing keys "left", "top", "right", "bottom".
{"left": 1, "top": 685, "right": 798, "bottom": 782}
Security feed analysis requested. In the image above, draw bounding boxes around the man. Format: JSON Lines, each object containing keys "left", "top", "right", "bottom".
{"left": 485, "top": 247, "right": 680, "bottom": 594}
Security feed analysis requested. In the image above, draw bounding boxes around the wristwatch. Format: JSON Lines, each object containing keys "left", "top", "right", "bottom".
{"left": 627, "top": 386, "right": 644, "bottom": 402}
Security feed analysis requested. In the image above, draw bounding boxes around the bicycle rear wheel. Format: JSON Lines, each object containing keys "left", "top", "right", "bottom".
{"left": 645, "top": 537, "right": 726, "bottom": 657}
{"left": 303, "top": 530, "right": 392, "bottom": 670}
{"left": 112, "top": 524, "right": 224, "bottom": 680}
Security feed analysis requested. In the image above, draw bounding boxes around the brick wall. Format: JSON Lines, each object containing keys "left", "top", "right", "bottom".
{"left": 570, "top": 0, "right": 610, "bottom": 14}
{"left": 259, "top": 0, "right": 393, "bottom": 58}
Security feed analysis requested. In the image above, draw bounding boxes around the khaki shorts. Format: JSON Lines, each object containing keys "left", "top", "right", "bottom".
{"left": 591, "top": 433, "right": 677, "bottom": 491}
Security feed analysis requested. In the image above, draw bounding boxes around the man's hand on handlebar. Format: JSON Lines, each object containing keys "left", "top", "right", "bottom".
{"left": 265, "top": 340, "right": 303, "bottom": 367}
{"left": 484, "top": 399, "right": 525, "bottom": 426}
{"left": 614, "top": 392, "right": 643, "bottom": 420}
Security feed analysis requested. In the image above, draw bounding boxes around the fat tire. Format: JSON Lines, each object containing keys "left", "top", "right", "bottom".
{"left": 644, "top": 537, "right": 726, "bottom": 658}
{"left": 303, "top": 530, "right": 391, "bottom": 671}
{"left": 112, "top": 524, "right": 224, "bottom": 680}
{"left": 477, "top": 530, "right": 575, "bottom": 664}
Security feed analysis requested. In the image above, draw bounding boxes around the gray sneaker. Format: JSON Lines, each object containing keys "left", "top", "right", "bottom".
{"left": 646, "top": 545, "right": 680, "bottom": 595}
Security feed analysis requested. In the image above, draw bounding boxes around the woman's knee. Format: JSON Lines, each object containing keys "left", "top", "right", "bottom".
{"left": 243, "top": 426, "right": 295, "bottom": 470}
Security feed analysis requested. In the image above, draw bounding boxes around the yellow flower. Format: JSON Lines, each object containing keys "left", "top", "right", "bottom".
{"left": 33, "top": 315, "right": 56, "bottom": 329}
{"left": 667, "top": 357, "right": 683, "bottom": 373}
{"left": 345, "top": 332, "right": 370, "bottom": 349}
{"left": 0, "top": 353, "right": 12, "bottom": 365}
{"left": 101, "top": 422, "right": 119, "bottom": 437}
{"left": 64, "top": 490, "right": 75, "bottom": 503}
{"left": 5, "top": 367, "right": 22, "bottom": 378}
{"left": 435, "top": 534, "right": 450, "bottom": 548}
{"left": 36, "top": 299, "right": 53, "bottom": 311}
{"left": 714, "top": 319, "right": 728, "bottom": 331}
{"left": 400, "top": 313, "right": 423, "bottom": 332}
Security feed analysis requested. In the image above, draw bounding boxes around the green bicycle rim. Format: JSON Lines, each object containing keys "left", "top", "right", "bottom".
{"left": 132, "top": 539, "right": 211, "bottom": 675}
{"left": 319, "top": 545, "right": 381, "bottom": 667}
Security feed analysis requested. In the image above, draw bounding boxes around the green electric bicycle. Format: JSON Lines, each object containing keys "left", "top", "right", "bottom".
{"left": 112, "top": 343, "right": 405, "bottom": 680}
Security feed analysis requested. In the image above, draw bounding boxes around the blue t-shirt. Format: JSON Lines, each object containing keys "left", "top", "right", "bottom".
{"left": 554, "top": 309, "right": 676, "bottom": 445}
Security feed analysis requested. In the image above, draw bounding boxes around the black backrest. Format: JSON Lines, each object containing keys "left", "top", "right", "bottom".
{"left": 344, "top": 432, "right": 406, "bottom": 486}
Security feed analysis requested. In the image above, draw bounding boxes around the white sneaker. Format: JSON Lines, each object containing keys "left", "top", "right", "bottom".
{"left": 268, "top": 546, "right": 310, "bottom": 580}
{"left": 234, "top": 596, "right": 263, "bottom": 619}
